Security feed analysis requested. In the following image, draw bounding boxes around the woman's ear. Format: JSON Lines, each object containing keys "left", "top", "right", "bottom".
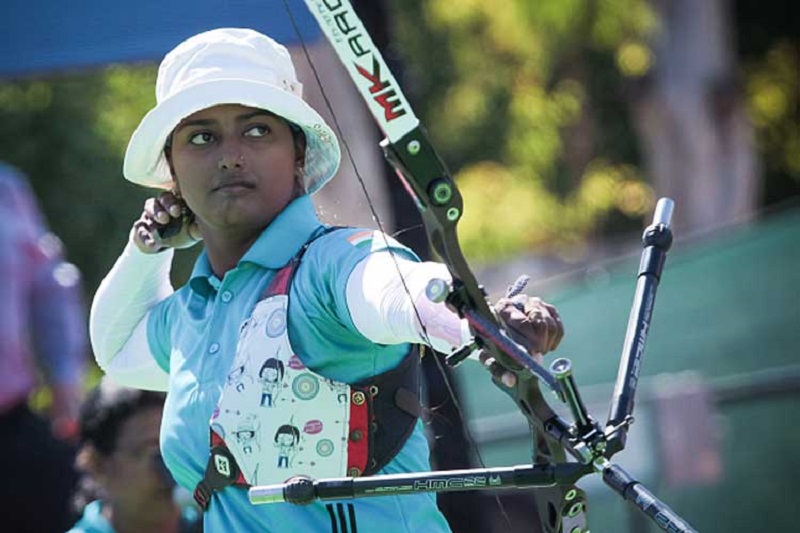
{"left": 165, "top": 135, "right": 178, "bottom": 182}
{"left": 292, "top": 126, "right": 307, "bottom": 169}
{"left": 288, "top": 124, "right": 307, "bottom": 197}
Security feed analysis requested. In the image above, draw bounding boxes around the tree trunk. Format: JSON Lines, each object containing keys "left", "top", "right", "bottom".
{"left": 631, "top": 0, "right": 759, "bottom": 235}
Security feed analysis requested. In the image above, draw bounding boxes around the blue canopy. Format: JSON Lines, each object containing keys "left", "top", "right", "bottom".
{"left": 1, "top": 0, "right": 320, "bottom": 78}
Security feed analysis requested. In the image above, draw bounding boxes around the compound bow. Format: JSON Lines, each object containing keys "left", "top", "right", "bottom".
{"left": 256, "top": 2, "right": 699, "bottom": 532}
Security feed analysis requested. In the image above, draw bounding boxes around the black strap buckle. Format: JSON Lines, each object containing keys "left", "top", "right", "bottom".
{"left": 193, "top": 445, "right": 242, "bottom": 511}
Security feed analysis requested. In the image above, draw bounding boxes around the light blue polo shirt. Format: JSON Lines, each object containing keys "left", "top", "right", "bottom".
{"left": 147, "top": 195, "right": 451, "bottom": 532}
{"left": 67, "top": 500, "right": 201, "bottom": 533}
{"left": 68, "top": 501, "right": 114, "bottom": 533}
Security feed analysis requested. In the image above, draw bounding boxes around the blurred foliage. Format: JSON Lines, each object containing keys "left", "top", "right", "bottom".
{"left": 0, "top": 65, "right": 199, "bottom": 305}
{"left": 390, "top": 0, "right": 658, "bottom": 263}
{"left": 743, "top": 41, "right": 800, "bottom": 185}
{"left": 0, "top": 0, "right": 795, "bottom": 318}
{"left": 734, "top": 0, "right": 800, "bottom": 206}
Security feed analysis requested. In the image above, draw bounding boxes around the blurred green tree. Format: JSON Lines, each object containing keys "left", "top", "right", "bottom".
{"left": 0, "top": 0, "right": 795, "bottom": 300}
{"left": 0, "top": 65, "right": 199, "bottom": 301}
{"left": 390, "top": 0, "right": 658, "bottom": 263}
{"left": 389, "top": 0, "right": 797, "bottom": 262}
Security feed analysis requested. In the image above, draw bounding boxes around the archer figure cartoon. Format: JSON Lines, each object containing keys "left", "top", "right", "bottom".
{"left": 274, "top": 423, "right": 301, "bottom": 469}
{"left": 258, "top": 358, "right": 285, "bottom": 407}
{"left": 234, "top": 415, "right": 261, "bottom": 455}
{"left": 226, "top": 362, "right": 254, "bottom": 393}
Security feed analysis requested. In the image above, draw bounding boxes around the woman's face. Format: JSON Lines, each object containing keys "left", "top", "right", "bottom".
{"left": 168, "top": 104, "right": 303, "bottom": 236}
{"left": 99, "top": 406, "right": 170, "bottom": 506}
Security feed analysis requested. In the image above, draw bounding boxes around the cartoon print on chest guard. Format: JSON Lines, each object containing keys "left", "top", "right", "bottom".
{"left": 274, "top": 423, "right": 301, "bottom": 469}
{"left": 226, "top": 337, "right": 255, "bottom": 394}
{"left": 259, "top": 358, "right": 285, "bottom": 407}
{"left": 227, "top": 363, "right": 253, "bottom": 393}
{"left": 234, "top": 415, "right": 261, "bottom": 455}
{"left": 264, "top": 307, "right": 287, "bottom": 338}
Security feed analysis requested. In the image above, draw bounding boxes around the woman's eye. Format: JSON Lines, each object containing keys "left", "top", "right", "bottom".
{"left": 245, "top": 125, "right": 269, "bottom": 137}
{"left": 189, "top": 132, "right": 214, "bottom": 145}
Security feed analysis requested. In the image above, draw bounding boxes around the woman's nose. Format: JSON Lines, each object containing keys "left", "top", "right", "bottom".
{"left": 218, "top": 147, "right": 245, "bottom": 170}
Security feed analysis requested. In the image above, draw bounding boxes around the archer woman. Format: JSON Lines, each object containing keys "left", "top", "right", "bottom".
{"left": 90, "top": 28, "right": 563, "bottom": 532}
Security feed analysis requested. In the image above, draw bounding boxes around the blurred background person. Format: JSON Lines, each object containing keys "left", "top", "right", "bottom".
{"left": 70, "top": 377, "right": 201, "bottom": 533}
{"left": 0, "top": 162, "right": 87, "bottom": 533}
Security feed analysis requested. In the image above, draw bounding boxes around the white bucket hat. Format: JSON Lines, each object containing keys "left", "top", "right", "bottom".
{"left": 123, "top": 28, "right": 340, "bottom": 194}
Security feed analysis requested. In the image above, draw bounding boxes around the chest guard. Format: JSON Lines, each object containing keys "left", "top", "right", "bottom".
{"left": 194, "top": 234, "right": 421, "bottom": 510}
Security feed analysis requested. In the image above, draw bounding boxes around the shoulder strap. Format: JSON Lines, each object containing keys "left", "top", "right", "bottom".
{"left": 262, "top": 225, "right": 346, "bottom": 298}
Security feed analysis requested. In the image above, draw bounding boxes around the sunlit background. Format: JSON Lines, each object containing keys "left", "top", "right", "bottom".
{"left": 1, "top": 0, "right": 797, "bottom": 531}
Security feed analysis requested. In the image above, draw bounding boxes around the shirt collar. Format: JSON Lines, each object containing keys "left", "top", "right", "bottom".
{"left": 188, "top": 195, "right": 322, "bottom": 295}
{"left": 81, "top": 500, "right": 113, "bottom": 532}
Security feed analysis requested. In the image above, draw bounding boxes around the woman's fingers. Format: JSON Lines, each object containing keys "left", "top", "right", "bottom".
{"left": 494, "top": 295, "right": 565, "bottom": 355}
{"left": 157, "top": 191, "right": 184, "bottom": 219}
{"left": 542, "top": 302, "right": 564, "bottom": 349}
{"left": 132, "top": 192, "right": 200, "bottom": 253}
{"left": 133, "top": 218, "right": 161, "bottom": 251}
{"left": 144, "top": 192, "right": 183, "bottom": 225}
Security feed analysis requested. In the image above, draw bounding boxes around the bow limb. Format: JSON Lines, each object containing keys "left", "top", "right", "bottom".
{"left": 289, "top": 1, "right": 588, "bottom": 531}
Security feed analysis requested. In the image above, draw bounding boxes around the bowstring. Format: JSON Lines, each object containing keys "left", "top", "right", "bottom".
{"left": 281, "top": 1, "right": 513, "bottom": 529}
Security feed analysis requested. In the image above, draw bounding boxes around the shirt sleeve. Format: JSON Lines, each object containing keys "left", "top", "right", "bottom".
{"left": 345, "top": 251, "right": 472, "bottom": 354}
{"left": 89, "top": 237, "right": 174, "bottom": 391}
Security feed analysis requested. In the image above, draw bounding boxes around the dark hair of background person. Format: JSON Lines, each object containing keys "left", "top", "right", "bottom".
{"left": 70, "top": 378, "right": 203, "bottom": 533}
{"left": 73, "top": 383, "right": 168, "bottom": 508}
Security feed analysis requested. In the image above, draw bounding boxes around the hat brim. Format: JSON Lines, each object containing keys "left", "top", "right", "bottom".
{"left": 123, "top": 79, "right": 341, "bottom": 195}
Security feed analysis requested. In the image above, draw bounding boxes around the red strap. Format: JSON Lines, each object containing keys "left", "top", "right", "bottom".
{"left": 210, "top": 430, "right": 225, "bottom": 447}
{"left": 346, "top": 388, "right": 370, "bottom": 476}
{"left": 262, "top": 226, "right": 341, "bottom": 298}
{"left": 262, "top": 261, "right": 298, "bottom": 298}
